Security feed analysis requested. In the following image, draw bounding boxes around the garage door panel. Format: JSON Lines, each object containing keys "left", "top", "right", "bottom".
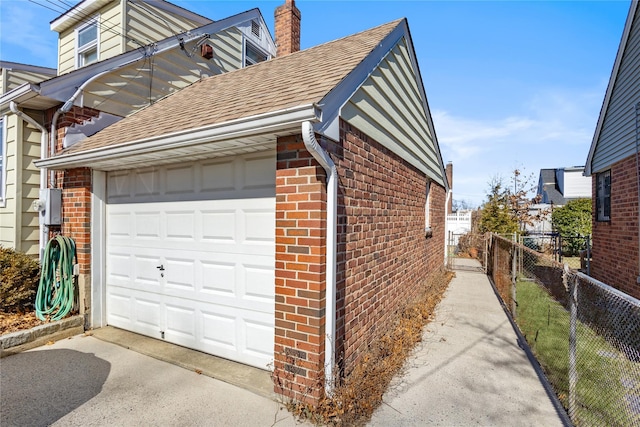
{"left": 165, "top": 303, "right": 196, "bottom": 340}
{"left": 164, "top": 257, "right": 196, "bottom": 290}
{"left": 201, "top": 310, "right": 237, "bottom": 349}
{"left": 244, "top": 318, "right": 275, "bottom": 360}
{"left": 106, "top": 153, "right": 275, "bottom": 369}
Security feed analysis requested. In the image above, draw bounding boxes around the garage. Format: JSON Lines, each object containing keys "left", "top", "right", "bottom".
{"left": 104, "top": 152, "right": 276, "bottom": 369}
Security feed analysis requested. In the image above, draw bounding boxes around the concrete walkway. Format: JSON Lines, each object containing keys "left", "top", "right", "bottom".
{"left": 368, "top": 258, "right": 568, "bottom": 427}
{"left": 1, "top": 335, "right": 309, "bottom": 427}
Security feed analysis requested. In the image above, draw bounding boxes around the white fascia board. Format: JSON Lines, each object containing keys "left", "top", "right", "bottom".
{"left": 41, "top": 9, "right": 265, "bottom": 103}
{"left": 35, "top": 104, "right": 321, "bottom": 169}
{"left": 585, "top": 0, "right": 638, "bottom": 176}
{"left": 50, "top": 0, "right": 111, "bottom": 32}
{"left": 0, "top": 83, "right": 40, "bottom": 111}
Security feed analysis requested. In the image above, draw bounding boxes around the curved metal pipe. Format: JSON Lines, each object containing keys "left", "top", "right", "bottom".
{"left": 301, "top": 121, "right": 337, "bottom": 395}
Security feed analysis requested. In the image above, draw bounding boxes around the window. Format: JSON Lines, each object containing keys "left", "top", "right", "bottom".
{"left": 0, "top": 118, "right": 5, "bottom": 205}
{"left": 76, "top": 18, "right": 99, "bottom": 68}
{"left": 244, "top": 42, "right": 269, "bottom": 67}
{"left": 425, "top": 180, "right": 432, "bottom": 237}
{"left": 596, "top": 170, "right": 611, "bottom": 221}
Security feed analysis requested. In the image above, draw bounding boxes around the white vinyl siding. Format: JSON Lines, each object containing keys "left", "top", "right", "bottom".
{"left": 0, "top": 118, "right": 5, "bottom": 206}
{"left": 1, "top": 67, "right": 56, "bottom": 91}
{"left": 341, "top": 38, "right": 444, "bottom": 187}
{"left": 125, "top": 1, "right": 206, "bottom": 52}
{"left": 20, "top": 120, "right": 42, "bottom": 255}
{"left": 591, "top": 9, "right": 640, "bottom": 173}
{"left": 210, "top": 28, "right": 243, "bottom": 71}
{"left": 0, "top": 115, "right": 18, "bottom": 249}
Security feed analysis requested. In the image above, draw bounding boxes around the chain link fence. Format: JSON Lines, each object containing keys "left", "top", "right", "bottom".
{"left": 486, "top": 233, "right": 640, "bottom": 426}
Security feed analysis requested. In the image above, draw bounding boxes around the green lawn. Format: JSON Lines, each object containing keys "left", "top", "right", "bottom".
{"left": 515, "top": 280, "right": 640, "bottom": 426}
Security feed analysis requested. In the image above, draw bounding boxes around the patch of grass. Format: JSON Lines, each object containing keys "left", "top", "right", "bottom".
{"left": 286, "top": 268, "right": 453, "bottom": 426}
{"left": 516, "top": 280, "right": 640, "bottom": 426}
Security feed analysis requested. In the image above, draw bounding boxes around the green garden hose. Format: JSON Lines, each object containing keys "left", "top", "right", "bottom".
{"left": 36, "top": 235, "right": 77, "bottom": 321}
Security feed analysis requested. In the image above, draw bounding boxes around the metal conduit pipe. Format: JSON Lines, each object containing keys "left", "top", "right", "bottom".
{"left": 301, "top": 121, "right": 337, "bottom": 395}
{"left": 9, "top": 101, "right": 48, "bottom": 258}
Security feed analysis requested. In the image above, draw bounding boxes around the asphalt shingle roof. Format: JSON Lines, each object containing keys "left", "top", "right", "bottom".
{"left": 63, "top": 19, "right": 402, "bottom": 155}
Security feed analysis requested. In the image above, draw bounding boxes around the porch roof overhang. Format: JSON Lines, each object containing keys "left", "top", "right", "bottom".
{"left": 35, "top": 103, "right": 321, "bottom": 171}
{"left": 2, "top": 9, "right": 269, "bottom": 118}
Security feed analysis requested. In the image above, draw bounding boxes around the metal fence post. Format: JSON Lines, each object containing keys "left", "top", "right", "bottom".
{"left": 568, "top": 266, "right": 578, "bottom": 419}
{"left": 511, "top": 232, "right": 517, "bottom": 316}
{"left": 586, "top": 235, "right": 591, "bottom": 276}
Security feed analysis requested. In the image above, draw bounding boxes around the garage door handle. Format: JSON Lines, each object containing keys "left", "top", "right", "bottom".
{"left": 156, "top": 265, "right": 165, "bottom": 271}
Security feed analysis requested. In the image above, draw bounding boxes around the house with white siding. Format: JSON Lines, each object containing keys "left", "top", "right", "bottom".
{"left": 0, "top": 62, "right": 57, "bottom": 254}
{"left": 585, "top": 0, "right": 640, "bottom": 299}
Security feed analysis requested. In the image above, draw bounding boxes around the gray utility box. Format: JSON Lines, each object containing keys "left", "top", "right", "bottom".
{"left": 41, "top": 188, "right": 62, "bottom": 226}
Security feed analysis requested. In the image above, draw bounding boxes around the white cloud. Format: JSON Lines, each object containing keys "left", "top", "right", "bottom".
{"left": 435, "top": 89, "right": 604, "bottom": 207}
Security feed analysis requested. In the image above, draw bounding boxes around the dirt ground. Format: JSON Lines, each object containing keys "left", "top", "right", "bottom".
{"left": 0, "top": 311, "right": 47, "bottom": 335}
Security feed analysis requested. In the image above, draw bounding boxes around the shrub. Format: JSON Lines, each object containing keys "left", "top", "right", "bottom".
{"left": 0, "top": 247, "right": 40, "bottom": 313}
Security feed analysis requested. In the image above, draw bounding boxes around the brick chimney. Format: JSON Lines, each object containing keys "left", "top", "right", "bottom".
{"left": 446, "top": 162, "right": 453, "bottom": 214}
{"left": 274, "top": 0, "right": 301, "bottom": 56}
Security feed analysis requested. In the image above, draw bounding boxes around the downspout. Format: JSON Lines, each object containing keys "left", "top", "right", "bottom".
{"left": 301, "top": 121, "right": 337, "bottom": 395}
{"left": 9, "top": 101, "right": 48, "bottom": 259}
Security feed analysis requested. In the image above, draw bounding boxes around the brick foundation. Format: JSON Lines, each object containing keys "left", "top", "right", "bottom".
{"left": 591, "top": 153, "right": 640, "bottom": 299}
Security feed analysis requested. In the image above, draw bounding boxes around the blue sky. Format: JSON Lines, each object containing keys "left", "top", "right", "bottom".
{"left": 0, "top": 0, "right": 632, "bottom": 207}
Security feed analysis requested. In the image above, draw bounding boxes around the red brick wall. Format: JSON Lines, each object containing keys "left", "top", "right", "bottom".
{"left": 591, "top": 153, "right": 640, "bottom": 299}
{"left": 44, "top": 105, "right": 97, "bottom": 275}
{"left": 274, "top": 122, "right": 446, "bottom": 404}
{"left": 274, "top": 134, "right": 327, "bottom": 404}
{"left": 333, "top": 121, "right": 445, "bottom": 373}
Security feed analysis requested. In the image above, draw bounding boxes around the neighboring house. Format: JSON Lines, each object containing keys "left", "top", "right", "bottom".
{"left": 0, "top": 62, "right": 57, "bottom": 254}
{"left": 530, "top": 166, "right": 591, "bottom": 234}
{"left": 585, "top": 0, "right": 640, "bottom": 299}
{"left": 0, "top": 0, "right": 275, "bottom": 257}
{"left": 36, "top": 1, "right": 449, "bottom": 404}
{"left": 537, "top": 166, "right": 591, "bottom": 205}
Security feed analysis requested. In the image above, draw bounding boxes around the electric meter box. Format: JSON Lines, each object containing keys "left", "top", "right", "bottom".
{"left": 41, "top": 188, "right": 62, "bottom": 226}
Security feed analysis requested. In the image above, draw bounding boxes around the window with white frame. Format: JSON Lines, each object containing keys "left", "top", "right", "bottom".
{"left": 596, "top": 170, "right": 611, "bottom": 221}
{"left": 244, "top": 41, "right": 269, "bottom": 67}
{"left": 425, "top": 180, "right": 432, "bottom": 236}
{"left": 76, "top": 18, "right": 99, "bottom": 68}
{"left": 0, "top": 118, "right": 5, "bottom": 204}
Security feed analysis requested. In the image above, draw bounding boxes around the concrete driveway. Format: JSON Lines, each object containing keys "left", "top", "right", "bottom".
{"left": 1, "top": 334, "right": 307, "bottom": 427}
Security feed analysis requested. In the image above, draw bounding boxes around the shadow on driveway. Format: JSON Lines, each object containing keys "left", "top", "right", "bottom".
{"left": 1, "top": 349, "right": 110, "bottom": 426}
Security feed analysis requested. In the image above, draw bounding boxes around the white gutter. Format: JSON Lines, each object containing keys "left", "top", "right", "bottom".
{"left": 9, "top": 101, "right": 48, "bottom": 259}
{"left": 37, "top": 104, "right": 320, "bottom": 169}
{"left": 301, "top": 121, "right": 337, "bottom": 395}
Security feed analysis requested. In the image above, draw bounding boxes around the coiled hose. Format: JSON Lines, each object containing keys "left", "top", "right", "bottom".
{"left": 36, "top": 235, "right": 77, "bottom": 321}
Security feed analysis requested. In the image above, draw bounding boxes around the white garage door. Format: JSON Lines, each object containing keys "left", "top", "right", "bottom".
{"left": 105, "top": 152, "right": 276, "bottom": 369}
